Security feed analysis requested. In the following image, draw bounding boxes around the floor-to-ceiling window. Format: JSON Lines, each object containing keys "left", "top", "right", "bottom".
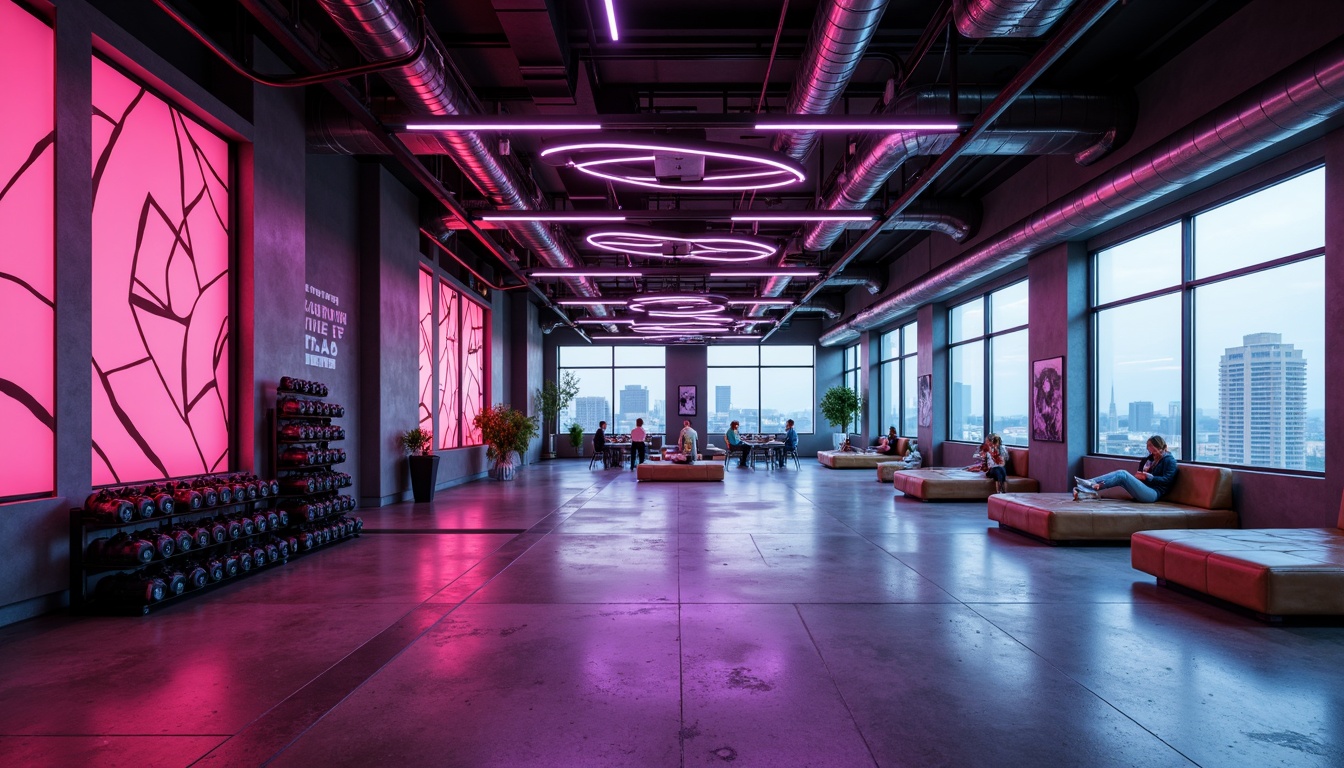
{"left": 879, "top": 321, "right": 919, "bottom": 438}
{"left": 558, "top": 346, "right": 666, "bottom": 434}
{"left": 708, "top": 346, "right": 814, "bottom": 434}
{"left": 948, "top": 281, "right": 1029, "bottom": 446}
{"left": 1093, "top": 166, "right": 1325, "bottom": 471}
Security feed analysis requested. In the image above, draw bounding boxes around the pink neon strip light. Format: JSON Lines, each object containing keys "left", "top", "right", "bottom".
{"left": 730, "top": 213, "right": 876, "bottom": 222}
{"left": 603, "top": 0, "right": 619, "bottom": 41}
{"left": 754, "top": 121, "right": 961, "bottom": 131}
{"left": 405, "top": 122, "right": 602, "bottom": 131}
{"left": 482, "top": 214, "right": 627, "bottom": 222}
{"left": 556, "top": 299, "right": 629, "bottom": 305}
{"left": 532, "top": 270, "right": 640, "bottom": 278}
{"left": 727, "top": 299, "right": 794, "bottom": 305}
{"left": 710, "top": 271, "right": 821, "bottom": 277}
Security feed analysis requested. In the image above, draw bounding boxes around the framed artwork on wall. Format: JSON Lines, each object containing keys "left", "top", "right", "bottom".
{"left": 1031, "top": 356, "right": 1065, "bottom": 442}
{"left": 678, "top": 385, "right": 697, "bottom": 416}
{"left": 916, "top": 374, "right": 932, "bottom": 428}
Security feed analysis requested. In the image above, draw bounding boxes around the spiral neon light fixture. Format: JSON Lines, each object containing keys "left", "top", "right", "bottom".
{"left": 540, "top": 136, "right": 806, "bottom": 192}
{"left": 585, "top": 230, "right": 777, "bottom": 263}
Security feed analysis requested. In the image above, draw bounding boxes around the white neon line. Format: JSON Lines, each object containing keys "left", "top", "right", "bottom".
{"left": 405, "top": 123, "right": 603, "bottom": 131}
{"left": 754, "top": 122, "right": 961, "bottom": 131}
{"left": 483, "top": 215, "right": 627, "bottom": 222}
{"left": 603, "top": 0, "right": 619, "bottom": 41}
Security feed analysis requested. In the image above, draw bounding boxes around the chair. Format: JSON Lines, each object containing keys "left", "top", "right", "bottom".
{"left": 780, "top": 447, "right": 800, "bottom": 469}
{"left": 749, "top": 443, "right": 773, "bottom": 470}
{"left": 588, "top": 449, "right": 603, "bottom": 469}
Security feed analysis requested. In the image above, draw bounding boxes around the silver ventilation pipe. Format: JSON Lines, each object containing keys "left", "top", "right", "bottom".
{"left": 823, "top": 268, "right": 887, "bottom": 295}
{"left": 819, "top": 35, "right": 1344, "bottom": 346}
{"left": 853, "top": 198, "right": 983, "bottom": 243}
{"left": 790, "top": 299, "right": 845, "bottom": 320}
{"left": 772, "top": 0, "right": 890, "bottom": 163}
{"left": 804, "top": 86, "right": 1134, "bottom": 251}
{"left": 311, "top": 0, "right": 609, "bottom": 316}
{"left": 953, "top": 0, "right": 1077, "bottom": 38}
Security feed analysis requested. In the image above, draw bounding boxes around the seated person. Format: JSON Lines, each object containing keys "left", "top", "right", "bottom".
{"left": 840, "top": 437, "right": 859, "bottom": 453}
{"left": 876, "top": 426, "right": 899, "bottom": 454}
{"left": 1074, "top": 435, "right": 1178, "bottom": 502}
{"left": 966, "top": 433, "right": 1009, "bottom": 494}
{"left": 897, "top": 440, "right": 922, "bottom": 469}
{"left": 593, "top": 421, "right": 609, "bottom": 467}
{"left": 675, "top": 420, "right": 698, "bottom": 464}
{"left": 777, "top": 419, "right": 798, "bottom": 467}
{"left": 725, "top": 420, "right": 751, "bottom": 468}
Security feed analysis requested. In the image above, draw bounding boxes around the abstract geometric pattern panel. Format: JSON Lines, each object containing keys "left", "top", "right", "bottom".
{"left": 0, "top": 1, "right": 54, "bottom": 498}
{"left": 462, "top": 298, "right": 486, "bottom": 446}
{"left": 91, "top": 57, "right": 231, "bottom": 485}
{"left": 418, "top": 268, "right": 433, "bottom": 436}
{"left": 437, "top": 281, "right": 460, "bottom": 450}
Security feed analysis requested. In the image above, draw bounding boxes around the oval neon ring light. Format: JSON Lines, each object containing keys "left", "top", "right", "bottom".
{"left": 628, "top": 294, "right": 729, "bottom": 318}
{"left": 586, "top": 230, "right": 777, "bottom": 263}
{"left": 541, "top": 136, "right": 806, "bottom": 192}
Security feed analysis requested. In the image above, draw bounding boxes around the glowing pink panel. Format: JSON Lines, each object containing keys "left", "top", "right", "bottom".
{"left": 91, "top": 57, "right": 231, "bottom": 485}
{"left": 418, "top": 269, "right": 433, "bottom": 435}
{"left": 437, "top": 282, "right": 460, "bottom": 450}
{"left": 0, "top": 1, "right": 54, "bottom": 499}
{"left": 462, "top": 299, "right": 486, "bottom": 446}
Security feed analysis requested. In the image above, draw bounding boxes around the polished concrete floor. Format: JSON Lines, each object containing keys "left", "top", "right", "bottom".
{"left": 3, "top": 461, "right": 1344, "bottom": 767}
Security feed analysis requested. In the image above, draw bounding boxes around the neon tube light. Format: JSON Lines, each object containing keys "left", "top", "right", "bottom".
{"left": 754, "top": 121, "right": 961, "bottom": 131}
{"left": 556, "top": 299, "right": 629, "bottom": 305}
{"left": 603, "top": 0, "right": 619, "bottom": 41}
{"left": 531, "top": 271, "right": 641, "bottom": 278}
{"left": 574, "top": 318, "right": 635, "bottom": 324}
{"left": 726, "top": 299, "right": 794, "bottom": 305}
{"left": 482, "top": 214, "right": 627, "bottom": 222}
{"left": 405, "top": 122, "right": 603, "bottom": 131}
{"left": 709, "top": 270, "right": 821, "bottom": 277}
{"left": 730, "top": 213, "right": 876, "bottom": 222}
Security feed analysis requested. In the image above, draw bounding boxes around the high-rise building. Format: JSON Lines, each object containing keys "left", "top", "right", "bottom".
{"left": 1219, "top": 332, "right": 1307, "bottom": 469}
{"left": 619, "top": 384, "right": 649, "bottom": 416}
{"left": 1108, "top": 384, "right": 1119, "bottom": 433}
{"left": 1128, "top": 401, "right": 1154, "bottom": 434}
{"left": 575, "top": 396, "right": 610, "bottom": 431}
{"left": 715, "top": 385, "right": 731, "bottom": 414}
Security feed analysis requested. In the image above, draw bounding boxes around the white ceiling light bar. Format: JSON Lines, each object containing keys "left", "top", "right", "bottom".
{"left": 603, "top": 0, "right": 620, "bottom": 41}
{"left": 730, "top": 213, "right": 876, "bottom": 223}
{"left": 726, "top": 299, "right": 795, "bottom": 306}
{"left": 574, "top": 318, "right": 635, "bottom": 324}
{"left": 481, "top": 214, "right": 626, "bottom": 222}
{"left": 404, "top": 122, "right": 603, "bottom": 131}
{"left": 531, "top": 270, "right": 641, "bottom": 278}
{"left": 709, "top": 270, "right": 821, "bottom": 278}
{"left": 555, "top": 299, "right": 630, "bottom": 305}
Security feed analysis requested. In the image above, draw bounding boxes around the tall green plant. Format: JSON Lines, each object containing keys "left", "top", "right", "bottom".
{"left": 534, "top": 371, "right": 581, "bottom": 433}
{"left": 819, "top": 385, "right": 861, "bottom": 434}
{"left": 473, "top": 403, "right": 539, "bottom": 462}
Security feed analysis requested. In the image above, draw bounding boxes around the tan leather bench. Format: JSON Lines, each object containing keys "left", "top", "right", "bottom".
{"left": 1131, "top": 494, "right": 1344, "bottom": 617}
{"left": 988, "top": 464, "right": 1235, "bottom": 542}
{"left": 636, "top": 462, "right": 725, "bottom": 481}
{"left": 819, "top": 438, "right": 908, "bottom": 470}
{"left": 877, "top": 460, "right": 921, "bottom": 483}
{"left": 891, "top": 447, "right": 1038, "bottom": 500}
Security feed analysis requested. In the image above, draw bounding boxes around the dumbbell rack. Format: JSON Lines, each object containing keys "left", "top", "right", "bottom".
{"left": 70, "top": 489, "right": 277, "bottom": 615}
{"left": 270, "top": 379, "right": 359, "bottom": 548}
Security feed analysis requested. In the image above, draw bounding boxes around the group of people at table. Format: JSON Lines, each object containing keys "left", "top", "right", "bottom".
{"left": 591, "top": 419, "right": 800, "bottom": 470}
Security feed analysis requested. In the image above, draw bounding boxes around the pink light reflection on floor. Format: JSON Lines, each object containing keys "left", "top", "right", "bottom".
{"left": 0, "top": 0, "right": 55, "bottom": 498}
{"left": 90, "top": 56, "right": 230, "bottom": 485}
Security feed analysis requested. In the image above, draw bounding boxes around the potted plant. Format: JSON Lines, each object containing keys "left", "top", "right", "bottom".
{"left": 401, "top": 427, "right": 438, "bottom": 503}
{"left": 534, "top": 371, "right": 580, "bottom": 460}
{"left": 819, "top": 385, "right": 861, "bottom": 450}
{"left": 568, "top": 422, "right": 585, "bottom": 457}
{"left": 474, "top": 403, "right": 539, "bottom": 480}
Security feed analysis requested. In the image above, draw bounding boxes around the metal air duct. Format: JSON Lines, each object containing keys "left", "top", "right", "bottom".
{"left": 772, "top": 0, "right": 890, "bottom": 163}
{"left": 953, "top": 0, "right": 1077, "bottom": 38}
{"left": 804, "top": 86, "right": 1135, "bottom": 251}
{"left": 311, "top": 0, "right": 608, "bottom": 314}
{"left": 819, "top": 35, "right": 1344, "bottom": 346}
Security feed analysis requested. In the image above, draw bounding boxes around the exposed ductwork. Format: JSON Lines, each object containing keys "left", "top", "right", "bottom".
{"left": 819, "top": 35, "right": 1344, "bottom": 346}
{"left": 804, "top": 86, "right": 1135, "bottom": 251}
{"left": 791, "top": 299, "right": 845, "bottom": 320}
{"left": 843, "top": 198, "right": 983, "bottom": 243}
{"left": 311, "top": 0, "right": 609, "bottom": 315}
{"left": 820, "top": 267, "right": 887, "bottom": 295}
{"left": 772, "top": 0, "right": 890, "bottom": 163}
{"left": 953, "top": 0, "right": 1077, "bottom": 38}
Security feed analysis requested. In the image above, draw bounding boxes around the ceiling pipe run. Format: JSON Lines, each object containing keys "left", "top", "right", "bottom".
{"left": 311, "top": 0, "right": 611, "bottom": 318}
{"left": 818, "top": 34, "right": 1344, "bottom": 346}
{"left": 791, "top": 299, "right": 845, "bottom": 320}
{"left": 772, "top": 0, "right": 891, "bottom": 164}
{"left": 953, "top": 0, "right": 1077, "bottom": 38}
{"left": 803, "top": 86, "right": 1135, "bottom": 251}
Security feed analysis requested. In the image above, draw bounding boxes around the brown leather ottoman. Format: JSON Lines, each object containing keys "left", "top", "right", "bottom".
{"left": 892, "top": 448, "right": 1037, "bottom": 500}
{"left": 1131, "top": 494, "right": 1344, "bottom": 616}
{"left": 636, "top": 463, "right": 725, "bottom": 481}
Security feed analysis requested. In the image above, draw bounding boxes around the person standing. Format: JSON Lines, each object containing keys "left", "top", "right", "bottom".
{"left": 1074, "top": 435, "right": 1178, "bottom": 502}
{"left": 629, "top": 418, "right": 647, "bottom": 469}
{"left": 726, "top": 420, "right": 751, "bottom": 468}
{"left": 594, "top": 421, "right": 608, "bottom": 468}
{"left": 778, "top": 419, "right": 798, "bottom": 467}
{"left": 677, "top": 420, "right": 698, "bottom": 464}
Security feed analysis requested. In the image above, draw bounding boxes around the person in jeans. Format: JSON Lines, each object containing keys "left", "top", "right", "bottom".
{"left": 725, "top": 420, "right": 751, "bottom": 468}
{"left": 594, "top": 421, "right": 608, "bottom": 468}
{"left": 966, "top": 433, "right": 1010, "bottom": 494}
{"left": 629, "top": 418, "right": 647, "bottom": 469}
{"left": 676, "top": 420, "right": 698, "bottom": 464}
{"left": 1074, "top": 435, "right": 1178, "bottom": 502}
{"left": 778, "top": 419, "right": 798, "bottom": 467}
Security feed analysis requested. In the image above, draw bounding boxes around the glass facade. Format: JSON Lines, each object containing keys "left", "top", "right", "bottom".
{"left": 558, "top": 346, "right": 666, "bottom": 435}
{"left": 947, "top": 282, "right": 1029, "bottom": 446}
{"left": 708, "top": 346, "right": 814, "bottom": 434}
{"left": 878, "top": 321, "right": 919, "bottom": 438}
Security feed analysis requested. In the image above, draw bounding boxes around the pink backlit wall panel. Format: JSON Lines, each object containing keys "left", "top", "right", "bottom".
{"left": 437, "top": 282, "right": 460, "bottom": 450}
{"left": 91, "top": 57, "right": 231, "bottom": 485}
{"left": 0, "top": 1, "right": 55, "bottom": 498}
{"left": 462, "top": 299, "right": 485, "bottom": 446}
{"left": 418, "top": 269, "right": 433, "bottom": 436}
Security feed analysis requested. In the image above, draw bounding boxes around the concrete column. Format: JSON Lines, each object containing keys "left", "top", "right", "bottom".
{"left": 1026, "top": 241, "right": 1089, "bottom": 491}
